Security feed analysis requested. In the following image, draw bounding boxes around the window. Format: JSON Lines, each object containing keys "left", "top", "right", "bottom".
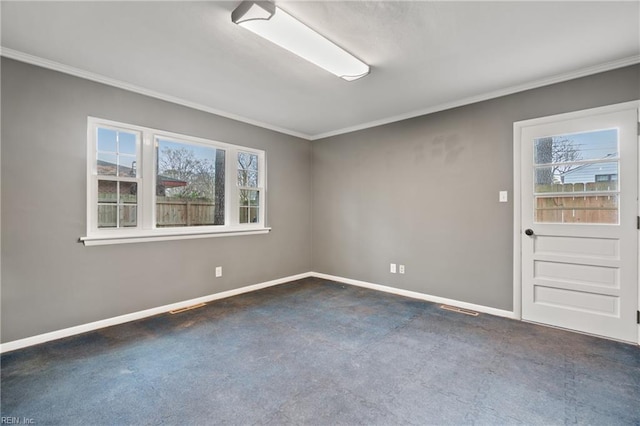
{"left": 533, "top": 129, "right": 619, "bottom": 224}
{"left": 238, "top": 152, "right": 260, "bottom": 223}
{"left": 156, "top": 138, "right": 224, "bottom": 228}
{"left": 95, "top": 127, "right": 140, "bottom": 229}
{"left": 83, "top": 118, "right": 268, "bottom": 245}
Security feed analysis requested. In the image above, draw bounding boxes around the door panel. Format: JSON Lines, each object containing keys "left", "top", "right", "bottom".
{"left": 534, "top": 235, "right": 619, "bottom": 258}
{"left": 534, "top": 261, "right": 618, "bottom": 288}
{"left": 533, "top": 285, "right": 618, "bottom": 316}
{"left": 518, "top": 104, "right": 638, "bottom": 343}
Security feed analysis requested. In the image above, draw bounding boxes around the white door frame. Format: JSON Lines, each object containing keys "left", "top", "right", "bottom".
{"left": 513, "top": 100, "right": 640, "bottom": 344}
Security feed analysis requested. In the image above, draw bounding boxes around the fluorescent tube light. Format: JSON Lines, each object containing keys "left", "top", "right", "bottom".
{"left": 231, "top": 1, "right": 370, "bottom": 81}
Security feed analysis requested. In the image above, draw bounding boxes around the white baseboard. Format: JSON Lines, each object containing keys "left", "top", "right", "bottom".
{"left": 1, "top": 271, "right": 517, "bottom": 354}
{"left": 310, "top": 272, "right": 517, "bottom": 319}
{"left": 0, "top": 272, "right": 313, "bottom": 354}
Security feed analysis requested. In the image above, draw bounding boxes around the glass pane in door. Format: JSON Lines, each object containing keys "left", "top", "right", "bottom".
{"left": 533, "top": 129, "right": 619, "bottom": 224}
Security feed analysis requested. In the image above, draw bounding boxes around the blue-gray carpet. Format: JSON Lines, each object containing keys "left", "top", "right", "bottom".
{"left": 1, "top": 277, "right": 639, "bottom": 425}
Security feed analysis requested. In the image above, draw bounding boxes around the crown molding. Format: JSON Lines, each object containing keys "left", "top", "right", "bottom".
{"left": 310, "top": 55, "right": 640, "bottom": 140}
{"left": 2, "top": 47, "right": 638, "bottom": 141}
{"left": 0, "top": 47, "right": 313, "bottom": 140}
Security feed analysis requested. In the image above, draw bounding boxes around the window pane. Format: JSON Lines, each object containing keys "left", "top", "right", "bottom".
{"left": 247, "top": 171, "right": 258, "bottom": 187}
{"left": 156, "top": 139, "right": 224, "bottom": 227}
{"left": 118, "top": 131, "right": 137, "bottom": 155}
{"left": 98, "top": 180, "right": 117, "bottom": 203}
{"left": 533, "top": 129, "right": 619, "bottom": 223}
{"left": 249, "top": 207, "right": 259, "bottom": 223}
{"left": 561, "top": 162, "right": 618, "bottom": 188}
{"left": 535, "top": 195, "right": 618, "bottom": 224}
{"left": 119, "top": 205, "right": 137, "bottom": 227}
{"left": 535, "top": 162, "right": 618, "bottom": 193}
{"left": 239, "top": 190, "right": 259, "bottom": 223}
{"left": 97, "top": 128, "right": 117, "bottom": 152}
{"left": 98, "top": 205, "right": 117, "bottom": 228}
{"left": 237, "top": 169, "right": 248, "bottom": 186}
{"left": 239, "top": 207, "right": 259, "bottom": 224}
{"left": 534, "top": 129, "right": 618, "bottom": 165}
{"left": 238, "top": 152, "right": 259, "bottom": 188}
{"left": 239, "top": 189, "right": 259, "bottom": 205}
{"left": 97, "top": 153, "right": 117, "bottom": 176}
{"left": 97, "top": 128, "right": 138, "bottom": 178}
{"left": 120, "top": 182, "right": 137, "bottom": 204}
{"left": 237, "top": 170, "right": 258, "bottom": 187}
{"left": 118, "top": 155, "right": 137, "bottom": 177}
{"left": 249, "top": 190, "right": 259, "bottom": 207}
{"left": 238, "top": 152, "right": 258, "bottom": 171}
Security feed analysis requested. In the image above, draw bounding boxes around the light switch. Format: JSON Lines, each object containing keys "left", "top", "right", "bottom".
{"left": 499, "top": 191, "right": 508, "bottom": 203}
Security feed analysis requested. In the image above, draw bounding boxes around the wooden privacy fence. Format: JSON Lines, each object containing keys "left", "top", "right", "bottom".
{"left": 156, "top": 199, "right": 216, "bottom": 227}
{"left": 535, "top": 182, "right": 617, "bottom": 224}
{"left": 97, "top": 199, "right": 216, "bottom": 228}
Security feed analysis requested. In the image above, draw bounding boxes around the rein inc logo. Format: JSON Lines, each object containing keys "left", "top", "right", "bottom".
{"left": 1, "top": 418, "right": 35, "bottom": 425}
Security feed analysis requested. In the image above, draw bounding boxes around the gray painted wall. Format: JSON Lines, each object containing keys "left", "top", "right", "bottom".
{"left": 312, "top": 64, "right": 640, "bottom": 311}
{"left": 2, "top": 57, "right": 638, "bottom": 343}
{"left": 1, "top": 58, "right": 313, "bottom": 343}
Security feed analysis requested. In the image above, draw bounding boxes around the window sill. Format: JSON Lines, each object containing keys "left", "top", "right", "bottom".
{"left": 80, "top": 227, "right": 271, "bottom": 246}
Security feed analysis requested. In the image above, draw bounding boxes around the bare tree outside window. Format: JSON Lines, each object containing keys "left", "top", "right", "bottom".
{"left": 156, "top": 142, "right": 225, "bottom": 226}
{"left": 535, "top": 137, "right": 582, "bottom": 185}
{"left": 158, "top": 147, "right": 215, "bottom": 199}
{"left": 238, "top": 152, "right": 259, "bottom": 223}
{"left": 214, "top": 150, "right": 225, "bottom": 225}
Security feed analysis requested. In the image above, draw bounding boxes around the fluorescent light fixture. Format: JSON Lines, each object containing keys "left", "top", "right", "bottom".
{"left": 231, "top": 1, "right": 370, "bottom": 81}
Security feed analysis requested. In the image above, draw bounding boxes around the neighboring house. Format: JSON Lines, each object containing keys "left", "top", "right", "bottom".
{"left": 156, "top": 175, "right": 189, "bottom": 196}
{"left": 96, "top": 160, "right": 188, "bottom": 197}
{"left": 561, "top": 162, "right": 618, "bottom": 185}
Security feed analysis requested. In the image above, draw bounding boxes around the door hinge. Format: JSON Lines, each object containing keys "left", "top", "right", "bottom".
{"left": 637, "top": 216, "right": 640, "bottom": 230}
{"left": 637, "top": 310, "right": 640, "bottom": 324}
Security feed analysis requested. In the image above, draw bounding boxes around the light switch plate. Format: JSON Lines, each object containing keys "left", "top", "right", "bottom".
{"left": 499, "top": 191, "right": 508, "bottom": 202}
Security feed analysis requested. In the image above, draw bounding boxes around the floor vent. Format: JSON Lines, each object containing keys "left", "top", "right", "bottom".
{"left": 169, "top": 303, "right": 206, "bottom": 314}
{"left": 440, "top": 305, "right": 479, "bottom": 317}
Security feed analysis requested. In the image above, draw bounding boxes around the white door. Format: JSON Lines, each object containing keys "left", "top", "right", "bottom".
{"left": 516, "top": 102, "right": 639, "bottom": 343}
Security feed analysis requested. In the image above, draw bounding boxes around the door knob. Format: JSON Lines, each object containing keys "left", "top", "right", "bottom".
{"left": 524, "top": 229, "right": 534, "bottom": 236}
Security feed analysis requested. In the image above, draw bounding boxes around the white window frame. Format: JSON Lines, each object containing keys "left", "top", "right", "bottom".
{"left": 82, "top": 117, "right": 269, "bottom": 246}
{"left": 237, "top": 150, "right": 264, "bottom": 225}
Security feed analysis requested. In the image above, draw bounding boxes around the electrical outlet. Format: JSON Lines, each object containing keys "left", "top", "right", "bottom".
{"left": 399, "top": 265, "right": 405, "bottom": 274}
{"left": 390, "top": 263, "right": 397, "bottom": 274}
{"left": 215, "top": 266, "right": 222, "bottom": 278}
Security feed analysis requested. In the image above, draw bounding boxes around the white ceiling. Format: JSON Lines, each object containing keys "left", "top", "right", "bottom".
{"left": 2, "top": 1, "right": 639, "bottom": 140}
